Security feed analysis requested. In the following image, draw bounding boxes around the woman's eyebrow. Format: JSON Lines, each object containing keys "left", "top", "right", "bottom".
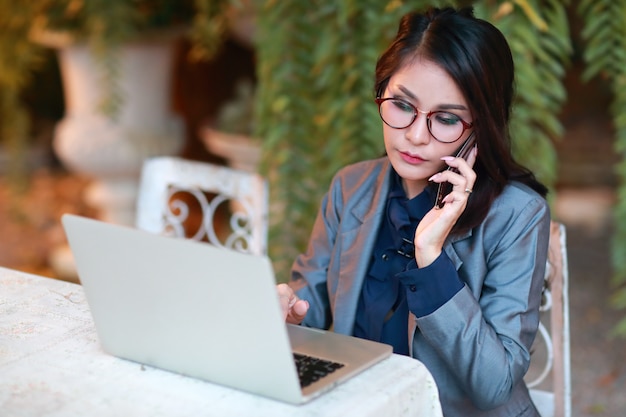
{"left": 440, "top": 103, "right": 469, "bottom": 111}
{"left": 398, "top": 85, "right": 417, "bottom": 100}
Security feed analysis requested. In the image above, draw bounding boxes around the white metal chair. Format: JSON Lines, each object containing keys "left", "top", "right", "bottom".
{"left": 527, "top": 221, "right": 571, "bottom": 417}
{"left": 135, "top": 156, "right": 269, "bottom": 255}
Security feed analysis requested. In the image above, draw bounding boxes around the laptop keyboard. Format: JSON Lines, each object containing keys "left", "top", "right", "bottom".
{"left": 293, "top": 353, "right": 345, "bottom": 388}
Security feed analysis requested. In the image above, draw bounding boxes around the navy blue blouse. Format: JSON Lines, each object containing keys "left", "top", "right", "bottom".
{"left": 353, "top": 170, "right": 464, "bottom": 355}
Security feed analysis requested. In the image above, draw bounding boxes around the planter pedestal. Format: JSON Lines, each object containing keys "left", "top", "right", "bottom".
{"left": 201, "top": 128, "right": 260, "bottom": 173}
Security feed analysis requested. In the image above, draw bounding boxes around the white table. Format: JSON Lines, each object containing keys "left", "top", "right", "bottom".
{"left": 0, "top": 267, "right": 443, "bottom": 417}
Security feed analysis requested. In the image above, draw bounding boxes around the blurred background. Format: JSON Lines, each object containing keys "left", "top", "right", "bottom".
{"left": 1, "top": 1, "right": 625, "bottom": 415}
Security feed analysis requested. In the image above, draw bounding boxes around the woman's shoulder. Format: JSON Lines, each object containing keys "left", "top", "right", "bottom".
{"left": 484, "top": 181, "right": 550, "bottom": 228}
{"left": 497, "top": 181, "right": 548, "bottom": 208}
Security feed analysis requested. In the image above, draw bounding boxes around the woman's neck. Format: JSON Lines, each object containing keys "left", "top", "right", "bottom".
{"left": 402, "top": 178, "right": 429, "bottom": 200}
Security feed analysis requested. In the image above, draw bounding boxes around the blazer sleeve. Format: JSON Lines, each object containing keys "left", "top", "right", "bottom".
{"left": 289, "top": 182, "right": 341, "bottom": 330}
{"left": 415, "top": 191, "right": 551, "bottom": 410}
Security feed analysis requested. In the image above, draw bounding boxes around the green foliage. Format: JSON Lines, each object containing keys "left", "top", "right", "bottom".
{"left": 578, "top": 0, "right": 626, "bottom": 337}
{"left": 189, "top": 0, "right": 231, "bottom": 60}
{"left": 0, "top": 0, "right": 229, "bottom": 139}
{"left": 0, "top": 1, "right": 46, "bottom": 186}
{"left": 255, "top": 0, "right": 570, "bottom": 282}
{"left": 475, "top": 0, "right": 571, "bottom": 197}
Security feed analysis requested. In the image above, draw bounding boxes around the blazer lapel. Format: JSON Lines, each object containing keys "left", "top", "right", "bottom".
{"left": 443, "top": 229, "right": 473, "bottom": 271}
{"left": 332, "top": 162, "right": 391, "bottom": 335}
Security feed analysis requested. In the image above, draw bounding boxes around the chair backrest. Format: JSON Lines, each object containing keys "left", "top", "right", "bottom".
{"left": 527, "top": 221, "right": 571, "bottom": 417}
{"left": 135, "top": 156, "right": 269, "bottom": 255}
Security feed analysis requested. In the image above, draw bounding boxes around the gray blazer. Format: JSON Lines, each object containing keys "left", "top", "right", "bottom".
{"left": 291, "top": 157, "right": 550, "bottom": 416}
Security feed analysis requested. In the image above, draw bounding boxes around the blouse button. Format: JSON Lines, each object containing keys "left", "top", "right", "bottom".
{"left": 409, "top": 285, "right": 417, "bottom": 292}
{"left": 382, "top": 254, "right": 389, "bottom": 261}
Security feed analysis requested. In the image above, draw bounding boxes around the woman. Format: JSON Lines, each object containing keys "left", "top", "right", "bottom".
{"left": 279, "top": 6, "right": 550, "bottom": 416}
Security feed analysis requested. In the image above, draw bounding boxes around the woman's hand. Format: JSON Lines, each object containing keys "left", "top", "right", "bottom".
{"left": 277, "top": 283, "right": 309, "bottom": 324}
{"left": 415, "top": 146, "right": 478, "bottom": 267}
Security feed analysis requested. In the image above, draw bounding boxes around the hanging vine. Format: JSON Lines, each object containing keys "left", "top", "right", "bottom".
{"left": 477, "top": 0, "right": 571, "bottom": 195}
{"left": 578, "top": 0, "right": 626, "bottom": 336}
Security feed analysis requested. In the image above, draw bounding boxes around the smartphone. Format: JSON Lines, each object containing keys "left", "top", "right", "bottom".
{"left": 435, "top": 133, "right": 476, "bottom": 209}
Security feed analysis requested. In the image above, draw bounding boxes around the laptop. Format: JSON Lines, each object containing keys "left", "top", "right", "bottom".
{"left": 61, "top": 214, "right": 392, "bottom": 405}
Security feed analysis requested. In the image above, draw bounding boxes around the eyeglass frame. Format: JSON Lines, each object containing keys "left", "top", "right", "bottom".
{"left": 375, "top": 97, "right": 474, "bottom": 144}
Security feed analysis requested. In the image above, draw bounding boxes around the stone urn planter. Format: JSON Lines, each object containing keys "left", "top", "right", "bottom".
{"left": 36, "top": 32, "right": 185, "bottom": 282}
{"left": 40, "top": 32, "right": 185, "bottom": 225}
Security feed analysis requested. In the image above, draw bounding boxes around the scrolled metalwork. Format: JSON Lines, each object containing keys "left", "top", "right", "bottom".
{"left": 163, "top": 185, "right": 255, "bottom": 253}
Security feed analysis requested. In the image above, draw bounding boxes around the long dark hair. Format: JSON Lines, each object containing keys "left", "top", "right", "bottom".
{"left": 374, "top": 7, "right": 548, "bottom": 233}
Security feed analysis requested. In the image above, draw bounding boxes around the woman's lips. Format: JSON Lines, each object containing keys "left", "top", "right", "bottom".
{"left": 400, "top": 151, "right": 425, "bottom": 165}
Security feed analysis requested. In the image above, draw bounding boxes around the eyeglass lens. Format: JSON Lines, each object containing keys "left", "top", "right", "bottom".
{"left": 378, "top": 99, "right": 466, "bottom": 143}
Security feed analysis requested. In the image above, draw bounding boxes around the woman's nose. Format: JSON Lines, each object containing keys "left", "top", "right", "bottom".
{"left": 405, "top": 113, "right": 431, "bottom": 145}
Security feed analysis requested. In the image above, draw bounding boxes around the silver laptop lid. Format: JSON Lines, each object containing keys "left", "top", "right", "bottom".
{"left": 62, "top": 214, "right": 303, "bottom": 403}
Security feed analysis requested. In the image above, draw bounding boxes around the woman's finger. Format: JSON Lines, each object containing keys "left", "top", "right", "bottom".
{"left": 277, "top": 283, "right": 309, "bottom": 324}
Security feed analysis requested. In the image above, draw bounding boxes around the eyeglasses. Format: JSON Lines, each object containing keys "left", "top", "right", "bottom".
{"left": 375, "top": 97, "right": 473, "bottom": 143}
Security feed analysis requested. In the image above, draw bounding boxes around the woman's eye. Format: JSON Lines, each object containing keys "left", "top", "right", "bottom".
{"left": 433, "top": 112, "right": 461, "bottom": 125}
{"left": 392, "top": 100, "right": 415, "bottom": 113}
